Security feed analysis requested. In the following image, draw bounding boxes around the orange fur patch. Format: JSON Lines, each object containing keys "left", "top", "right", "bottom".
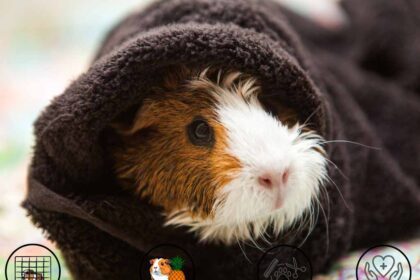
{"left": 112, "top": 82, "right": 239, "bottom": 219}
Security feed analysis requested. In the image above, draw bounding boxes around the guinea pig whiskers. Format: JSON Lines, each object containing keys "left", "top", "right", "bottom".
{"left": 235, "top": 237, "right": 253, "bottom": 264}
{"left": 319, "top": 182, "right": 331, "bottom": 222}
{"left": 237, "top": 224, "right": 272, "bottom": 254}
{"left": 296, "top": 205, "right": 317, "bottom": 248}
{"left": 324, "top": 157, "right": 349, "bottom": 181}
{"left": 324, "top": 172, "right": 351, "bottom": 211}
{"left": 315, "top": 191, "right": 331, "bottom": 255}
{"left": 320, "top": 140, "right": 381, "bottom": 150}
{"left": 282, "top": 190, "right": 321, "bottom": 248}
{"left": 301, "top": 105, "right": 323, "bottom": 127}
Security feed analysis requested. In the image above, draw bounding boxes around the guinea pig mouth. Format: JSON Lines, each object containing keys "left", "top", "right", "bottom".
{"left": 262, "top": 184, "right": 287, "bottom": 210}
{"left": 272, "top": 192, "right": 284, "bottom": 210}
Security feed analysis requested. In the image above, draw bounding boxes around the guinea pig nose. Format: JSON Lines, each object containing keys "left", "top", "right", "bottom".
{"left": 258, "top": 174, "right": 273, "bottom": 188}
{"left": 258, "top": 169, "right": 290, "bottom": 189}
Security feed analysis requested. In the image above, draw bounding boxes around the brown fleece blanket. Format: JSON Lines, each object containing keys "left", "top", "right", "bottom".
{"left": 24, "top": 0, "right": 420, "bottom": 279}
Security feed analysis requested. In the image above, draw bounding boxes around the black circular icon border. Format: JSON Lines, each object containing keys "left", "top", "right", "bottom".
{"left": 140, "top": 243, "right": 195, "bottom": 280}
{"left": 355, "top": 244, "right": 412, "bottom": 280}
{"left": 4, "top": 243, "right": 61, "bottom": 280}
{"left": 256, "top": 244, "right": 313, "bottom": 280}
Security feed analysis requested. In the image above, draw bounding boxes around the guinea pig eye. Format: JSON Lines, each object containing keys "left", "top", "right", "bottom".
{"left": 187, "top": 117, "right": 214, "bottom": 147}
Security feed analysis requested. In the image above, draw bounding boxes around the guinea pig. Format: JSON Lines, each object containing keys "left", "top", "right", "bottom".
{"left": 22, "top": 269, "right": 44, "bottom": 280}
{"left": 112, "top": 66, "right": 327, "bottom": 244}
{"left": 149, "top": 258, "right": 171, "bottom": 280}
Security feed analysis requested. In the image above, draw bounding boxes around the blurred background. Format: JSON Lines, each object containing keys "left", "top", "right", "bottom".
{"left": 0, "top": 0, "right": 418, "bottom": 279}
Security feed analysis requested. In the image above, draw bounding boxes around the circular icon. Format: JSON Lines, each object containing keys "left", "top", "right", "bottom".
{"left": 257, "top": 245, "right": 312, "bottom": 280}
{"left": 5, "top": 243, "right": 61, "bottom": 280}
{"left": 356, "top": 244, "right": 411, "bottom": 280}
{"left": 140, "top": 243, "right": 195, "bottom": 280}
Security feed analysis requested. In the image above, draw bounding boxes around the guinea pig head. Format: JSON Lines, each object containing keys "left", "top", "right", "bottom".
{"left": 149, "top": 258, "right": 171, "bottom": 276}
{"left": 112, "top": 68, "right": 327, "bottom": 244}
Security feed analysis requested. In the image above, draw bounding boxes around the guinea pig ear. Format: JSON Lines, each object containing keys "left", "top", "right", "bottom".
{"left": 163, "top": 65, "right": 193, "bottom": 90}
{"left": 112, "top": 101, "right": 157, "bottom": 135}
{"left": 149, "top": 259, "right": 156, "bottom": 265}
{"left": 165, "top": 259, "right": 171, "bottom": 265}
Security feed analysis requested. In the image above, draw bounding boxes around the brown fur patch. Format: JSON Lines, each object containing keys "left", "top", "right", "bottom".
{"left": 159, "top": 259, "right": 172, "bottom": 275}
{"left": 260, "top": 95, "right": 299, "bottom": 127}
{"left": 112, "top": 71, "right": 240, "bottom": 219}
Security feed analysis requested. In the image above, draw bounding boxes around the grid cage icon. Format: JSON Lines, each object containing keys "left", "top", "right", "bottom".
{"left": 14, "top": 256, "right": 51, "bottom": 280}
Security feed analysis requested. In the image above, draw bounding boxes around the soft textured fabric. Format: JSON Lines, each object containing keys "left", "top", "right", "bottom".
{"left": 23, "top": 0, "right": 420, "bottom": 279}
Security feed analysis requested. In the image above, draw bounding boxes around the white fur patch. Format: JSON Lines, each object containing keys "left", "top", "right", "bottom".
{"left": 166, "top": 72, "right": 327, "bottom": 245}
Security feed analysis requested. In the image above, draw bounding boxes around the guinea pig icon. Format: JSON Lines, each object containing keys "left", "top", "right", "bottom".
{"left": 150, "top": 258, "right": 171, "bottom": 280}
{"left": 149, "top": 257, "right": 187, "bottom": 280}
{"left": 22, "top": 269, "right": 44, "bottom": 280}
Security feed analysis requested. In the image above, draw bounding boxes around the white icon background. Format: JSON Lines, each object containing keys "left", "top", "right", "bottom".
{"left": 5, "top": 244, "right": 61, "bottom": 280}
{"left": 357, "top": 246, "right": 411, "bottom": 280}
